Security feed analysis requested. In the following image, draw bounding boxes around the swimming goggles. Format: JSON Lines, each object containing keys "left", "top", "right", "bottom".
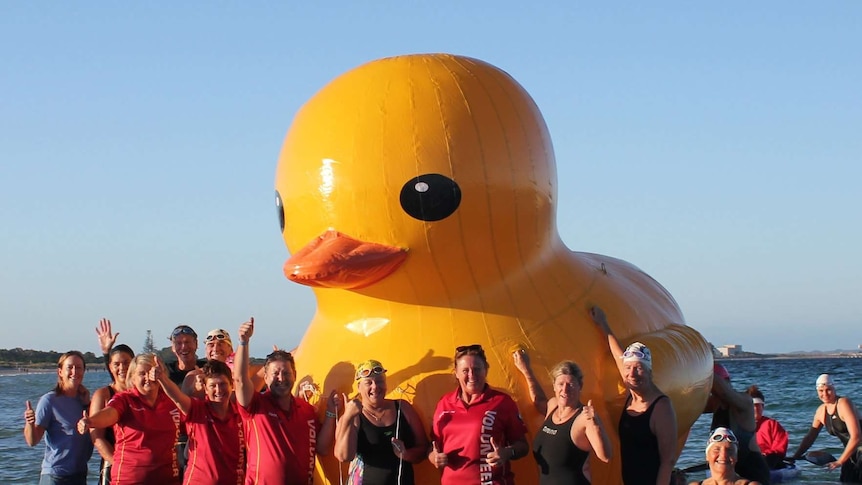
{"left": 356, "top": 366, "right": 386, "bottom": 380}
{"left": 456, "top": 344, "right": 484, "bottom": 353}
{"left": 206, "top": 333, "right": 229, "bottom": 342}
{"left": 622, "top": 350, "right": 647, "bottom": 359}
{"left": 708, "top": 429, "right": 738, "bottom": 444}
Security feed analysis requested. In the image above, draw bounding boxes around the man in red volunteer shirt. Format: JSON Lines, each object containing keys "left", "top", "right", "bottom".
{"left": 234, "top": 317, "right": 338, "bottom": 485}
{"left": 155, "top": 356, "right": 245, "bottom": 485}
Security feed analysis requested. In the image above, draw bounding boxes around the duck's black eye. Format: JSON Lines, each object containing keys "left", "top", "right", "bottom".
{"left": 399, "top": 174, "right": 461, "bottom": 221}
{"left": 275, "top": 190, "right": 285, "bottom": 232}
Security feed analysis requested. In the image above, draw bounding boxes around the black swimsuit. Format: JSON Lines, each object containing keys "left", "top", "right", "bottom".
{"left": 533, "top": 406, "right": 590, "bottom": 484}
{"left": 355, "top": 400, "right": 416, "bottom": 485}
{"left": 619, "top": 395, "right": 666, "bottom": 484}
{"left": 824, "top": 397, "right": 862, "bottom": 483}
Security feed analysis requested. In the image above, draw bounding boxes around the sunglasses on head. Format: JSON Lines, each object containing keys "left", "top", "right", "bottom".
{"left": 206, "top": 333, "right": 228, "bottom": 342}
{"left": 356, "top": 366, "right": 386, "bottom": 380}
{"left": 456, "top": 344, "right": 483, "bottom": 353}
{"left": 708, "top": 431, "right": 738, "bottom": 444}
{"left": 171, "top": 326, "right": 197, "bottom": 339}
{"left": 622, "top": 350, "right": 647, "bottom": 359}
{"left": 266, "top": 350, "right": 294, "bottom": 362}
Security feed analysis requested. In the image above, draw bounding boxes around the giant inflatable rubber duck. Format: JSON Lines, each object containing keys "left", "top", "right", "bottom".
{"left": 274, "top": 53, "right": 713, "bottom": 484}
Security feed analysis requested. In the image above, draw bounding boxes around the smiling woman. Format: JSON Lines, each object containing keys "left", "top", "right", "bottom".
{"left": 76, "top": 354, "right": 181, "bottom": 485}
{"left": 22, "top": 351, "right": 94, "bottom": 485}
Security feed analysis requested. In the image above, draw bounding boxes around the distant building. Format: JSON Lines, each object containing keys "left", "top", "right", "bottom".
{"left": 717, "top": 344, "right": 743, "bottom": 357}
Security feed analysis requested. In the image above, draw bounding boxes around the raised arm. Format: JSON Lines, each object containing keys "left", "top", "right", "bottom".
{"left": 96, "top": 318, "right": 119, "bottom": 372}
{"left": 512, "top": 349, "right": 548, "bottom": 416}
{"left": 315, "top": 390, "right": 338, "bottom": 456}
{"left": 234, "top": 317, "right": 255, "bottom": 407}
{"left": 651, "top": 397, "right": 678, "bottom": 485}
{"left": 153, "top": 355, "right": 192, "bottom": 415}
{"left": 334, "top": 393, "right": 362, "bottom": 462}
{"left": 589, "top": 306, "right": 625, "bottom": 380}
{"left": 710, "top": 376, "right": 756, "bottom": 432}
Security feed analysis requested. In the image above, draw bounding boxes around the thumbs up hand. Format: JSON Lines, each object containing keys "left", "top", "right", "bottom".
{"left": 429, "top": 440, "right": 448, "bottom": 469}
{"left": 486, "top": 436, "right": 507, "bottom": 467}
{"left": 76, "top": 410, "right": 91, "bottom": 435}
{"left": 23, "top": 401, "right": 35, "bottom": 426}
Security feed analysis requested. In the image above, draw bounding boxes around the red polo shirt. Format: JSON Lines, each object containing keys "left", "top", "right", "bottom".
{"left": 430, "top": 386, "right": 527, "bottom": 485}
{"left": 183, "top": 398, "right": 245, "bottom": 485}
{"left": 238, "top": 391, "right": 320, "bottom": 485}
{"left": 107, "top": 388, "right": 181, "bottom": 484}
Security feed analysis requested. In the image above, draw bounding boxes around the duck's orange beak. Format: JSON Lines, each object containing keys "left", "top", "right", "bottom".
{"left": 284, "top": 230, "right": 407, "bottom": 289}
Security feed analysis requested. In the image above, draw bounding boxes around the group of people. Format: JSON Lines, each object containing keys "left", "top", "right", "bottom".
{"left": 22, "top": 306, "right": 862, "bottom": 485}
{"left": 692, "top": 362, "right": 862, "bottom": 484}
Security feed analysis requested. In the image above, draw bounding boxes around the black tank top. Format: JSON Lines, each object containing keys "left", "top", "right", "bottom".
{"left": 824, "top": 397, "right": 862, "bottom": 448}
{"left": 619, "top": 394, "right": 666, "bottom": 485}
{"left": 102, "top": 385, "right": 118, "bottom": 445}
{"left": 356, "top": 400, "right": 416, "bottom": 485}
{"left": 532, "top": 406, "right": 590, "bottom": 484}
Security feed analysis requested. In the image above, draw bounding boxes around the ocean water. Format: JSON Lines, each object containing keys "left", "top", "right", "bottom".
{"left": 2, "top": 358, "right": 861, "bottom": 484}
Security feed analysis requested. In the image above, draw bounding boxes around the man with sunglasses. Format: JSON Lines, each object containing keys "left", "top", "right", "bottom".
{"left": 166, "top": 324, "right": 207, "bottom": 480}
{"left": 166, "top": 325, "right": 207, "bottom": 386}
{"left": 234, "top": 317, "right": 338, "bottom": 484}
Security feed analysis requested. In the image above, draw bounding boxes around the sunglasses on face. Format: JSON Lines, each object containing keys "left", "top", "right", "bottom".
{"left": 206, "top": 333, "right": 228, "bottom": 342}
{"left": 708, "top": 432, "right": 738, "bottom": 444}
{"left": 356, "top": 366, "right": 386, "bottom": 380}
{"left": 622, "top": 350, "right": 647, "bottom": 359}
{"left": 171, "top": 326, "right": 197, "bottom": 339}
{"left": 456, "top": 344, "right": 483, "bottom": 353}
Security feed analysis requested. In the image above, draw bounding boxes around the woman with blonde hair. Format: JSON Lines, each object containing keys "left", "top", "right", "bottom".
{"left": 77, "top": 353, "right": 181, "bottom": 485}
{"left": 516, "top": 354, "right": 612, "bottom": 484}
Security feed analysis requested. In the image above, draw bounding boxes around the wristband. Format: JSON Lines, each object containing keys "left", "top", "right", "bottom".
{"left": 239, "top": 341, "right": 248, "bottom": 346}
{"left": 325, "top": 411, "right": 337, "bottom": 419}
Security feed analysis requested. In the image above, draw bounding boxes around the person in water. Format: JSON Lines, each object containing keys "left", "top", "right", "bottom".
{"left": 704, "top": 364, "right": 771, "bottom": 484}
{"left": 689, "top": 427, "right": 763, "bottom": 485}
{"left": 590, "top": 306, "right": 677, "bottom": 485}
{"left": 514, "top": 353, "right": 612, "bottom": 484}
{"left": 745, "top": 385, "right": 789, "bottom": 470}
{"left": 790, "top": 373, "right": 862, "bottom": 483}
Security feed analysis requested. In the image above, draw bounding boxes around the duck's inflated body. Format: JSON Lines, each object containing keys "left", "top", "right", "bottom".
{"left": 274, "top": 53, "right": 712, "bottom": 484}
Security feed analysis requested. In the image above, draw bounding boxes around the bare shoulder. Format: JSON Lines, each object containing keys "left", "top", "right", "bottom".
{"left": 839, "top": 397, "right": 861, "bottom": 417}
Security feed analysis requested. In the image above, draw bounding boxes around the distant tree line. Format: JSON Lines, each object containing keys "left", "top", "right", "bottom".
{"left": 0, "top": 346, "right": 176, "bottom": 367}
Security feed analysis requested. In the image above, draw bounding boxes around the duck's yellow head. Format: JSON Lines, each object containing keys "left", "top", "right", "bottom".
{"left": 275, "top": 54, "right": 561, "bottom": 302}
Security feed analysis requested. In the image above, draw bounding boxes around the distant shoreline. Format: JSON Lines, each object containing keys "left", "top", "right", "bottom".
{"left": 717, "top": 352, "right": 862, "bottom": 361}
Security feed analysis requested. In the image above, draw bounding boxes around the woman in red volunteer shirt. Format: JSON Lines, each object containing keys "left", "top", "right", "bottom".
{"left": 78, "top": 353, "right": 181, "bottom": 485}
{"left": 155, "top": 357, "right": 244, "bottom": 485}
{"left": 428, "top": 344, "right": 529, "bottom": 484}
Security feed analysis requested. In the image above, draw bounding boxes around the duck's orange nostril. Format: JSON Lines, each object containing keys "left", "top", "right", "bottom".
{"left": 284, "top": 230, "right": 407, "bottom": 289}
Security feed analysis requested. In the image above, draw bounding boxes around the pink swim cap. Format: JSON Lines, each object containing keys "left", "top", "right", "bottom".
{"left": 714, "top": 363, "right": 731, "bottom": 381}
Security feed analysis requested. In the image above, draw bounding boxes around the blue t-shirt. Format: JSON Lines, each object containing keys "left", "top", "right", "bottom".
{"left": 35, "top": 391, "right": 94, "bottom": 476}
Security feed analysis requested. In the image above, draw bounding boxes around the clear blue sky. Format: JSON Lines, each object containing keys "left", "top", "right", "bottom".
{"left": 2, "top": 3, "right": 859, "bottom": 357}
